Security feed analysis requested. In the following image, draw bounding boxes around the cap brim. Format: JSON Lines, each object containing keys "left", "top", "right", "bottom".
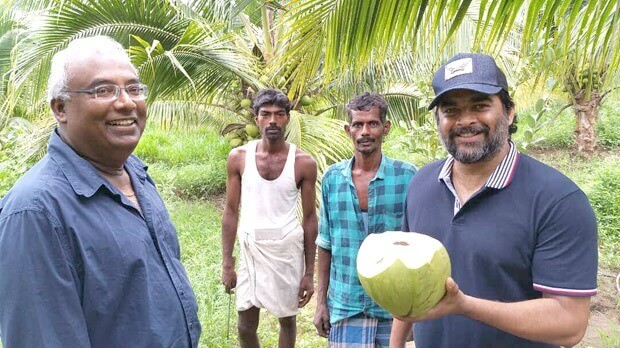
{"left": 428, "top": 84, "right": 504, "bottom": 110}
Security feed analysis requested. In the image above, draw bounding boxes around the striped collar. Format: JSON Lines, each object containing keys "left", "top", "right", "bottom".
{"left": 438, "top": 141, "right": 519, "bottom": 189}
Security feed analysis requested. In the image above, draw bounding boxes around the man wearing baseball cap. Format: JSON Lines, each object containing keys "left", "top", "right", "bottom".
{"left": 390, "top": 53, "right": 598, "bottom": 347}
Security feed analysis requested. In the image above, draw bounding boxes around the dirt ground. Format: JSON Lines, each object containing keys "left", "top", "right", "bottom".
{"left": 578, "top": 266, "right": 620, "bottom": 347}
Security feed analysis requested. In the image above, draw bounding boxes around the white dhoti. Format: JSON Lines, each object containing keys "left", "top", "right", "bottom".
{"left": 236, "top": 225, "right": 305, "bottom": 318}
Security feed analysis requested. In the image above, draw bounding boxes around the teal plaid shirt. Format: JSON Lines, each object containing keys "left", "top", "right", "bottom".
{"left": 317, "top": 155, "right": 416, "bottom": 324}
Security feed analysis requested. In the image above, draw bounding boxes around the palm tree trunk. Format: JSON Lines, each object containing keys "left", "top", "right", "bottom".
{"left": 572, "top": 89, "right": 601, "bottom": 155}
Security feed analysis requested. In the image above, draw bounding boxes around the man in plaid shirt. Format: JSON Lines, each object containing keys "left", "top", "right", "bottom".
{"left": 314, "top": 92, "right": 417, "bottom": 347}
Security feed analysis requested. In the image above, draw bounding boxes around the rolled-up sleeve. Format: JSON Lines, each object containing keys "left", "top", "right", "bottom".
{"left": 0, "top": 210, "right": 90, "bottom": 347}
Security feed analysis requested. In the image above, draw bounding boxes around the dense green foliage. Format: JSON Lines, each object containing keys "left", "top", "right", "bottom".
{"left": 134, "top": 127, "right": 229, "bottom": 199}
{"left": 517, "top": 102, "right": 620, "bottom": 150}
{"left": 588, "top": 164, "right": 620, "bottom": 268}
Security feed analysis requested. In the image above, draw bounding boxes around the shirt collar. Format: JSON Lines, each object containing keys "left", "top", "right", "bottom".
{"left": 47, "top": 129, "right": 148, "bottom": 197}
{"left": 438, "top": 141, "right": 519, "bottom": 190}
{"left": 341, "top": 154, "right": 387, "bottom": 183}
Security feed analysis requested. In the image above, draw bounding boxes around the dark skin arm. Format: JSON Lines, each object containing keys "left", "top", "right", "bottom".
{"left": 296, "top": 151, "right": 318, "bottom": 308}
{"left": 313, "top": 246, "right": 332, "bottom": 337}
{"left": 221, "top": 148, "right": 244, "bottom": 294}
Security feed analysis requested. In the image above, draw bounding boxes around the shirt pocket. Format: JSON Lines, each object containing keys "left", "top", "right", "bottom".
{"left": 376, "top": 211, "right": 405, "bottom": 232}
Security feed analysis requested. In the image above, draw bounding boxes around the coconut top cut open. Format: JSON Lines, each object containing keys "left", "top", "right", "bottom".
{"left": 357, "top": 231, "right": 445, "bottom": 278}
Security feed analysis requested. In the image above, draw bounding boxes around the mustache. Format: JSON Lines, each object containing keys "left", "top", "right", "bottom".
{"left": 265, "top": 126, "right": 281, "bottom": 132}
{"left": 449, "top": 125, "right": 489, "bottom": 139}
{"left": 356, "top": 136, "right": 375, "bottom": 143}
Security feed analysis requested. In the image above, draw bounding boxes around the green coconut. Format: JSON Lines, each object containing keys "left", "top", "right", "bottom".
{"left": 240, "top": 98, "right": 252, "bottom": 109}
{"left": 300, "top": 95, "right": 313, "bottom": 106}
{"left": 229, "top": 138, "right": 243, "bottom": 147}
{"left": 357, "top": 231, "right": 451, "bottom": 318}
{"left": 245, "top": 124, "right": 259, "bottom": 138}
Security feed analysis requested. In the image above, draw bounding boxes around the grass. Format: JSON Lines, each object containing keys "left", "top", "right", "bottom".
{"left": 135, "top": 126, "right": 229, "bottom": 199}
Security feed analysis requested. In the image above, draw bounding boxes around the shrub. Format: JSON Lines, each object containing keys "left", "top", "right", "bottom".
{"left": 587, "top": 159, "right": 620, "bottom": 268}
{"left": 596, "top": 104, "right": 620, "bottom": 148}
{"left": 384, "top": 121, "right": 446, "bottom": 168}
{"left": 136, "top": 126, "right": 231, "bottom": 200}
{"left": 173, "top": 161, "right": 227, "bottom": 199}
{"left": 526, "top": 106, "right": 575, "bottom": 150}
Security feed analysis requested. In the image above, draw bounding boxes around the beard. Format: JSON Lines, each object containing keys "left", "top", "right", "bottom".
{"left": 263, "top": 126, "right": 283, "bottom": 141}
{"left": 440, "top": 113, "right": 510, "bottom": 164}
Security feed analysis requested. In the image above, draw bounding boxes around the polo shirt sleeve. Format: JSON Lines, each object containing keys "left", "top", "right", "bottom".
{"left": 0, "top": 210, "right": 90, "bottom": 346}
{"left": 316, "top": 174, "right": 331, "bottom": 250}
{"left": 531, "top": 190, "right": 598, "bottom": 296}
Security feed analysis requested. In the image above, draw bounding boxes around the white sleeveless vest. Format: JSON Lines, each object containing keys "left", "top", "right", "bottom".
{"left": 239, "top": 140, "right": 300, "bottom": 238}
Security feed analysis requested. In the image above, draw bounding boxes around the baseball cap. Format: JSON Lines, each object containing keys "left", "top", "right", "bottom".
{"left": 428, "top": 53, "right": 508, "bottom": 110}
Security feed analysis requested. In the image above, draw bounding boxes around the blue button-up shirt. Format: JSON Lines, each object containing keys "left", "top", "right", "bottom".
{"left": 317, "top": 155, "right": 416, "bottom": 324}
{"left": 0, "top": 130, "right": 201, "bottom": 347}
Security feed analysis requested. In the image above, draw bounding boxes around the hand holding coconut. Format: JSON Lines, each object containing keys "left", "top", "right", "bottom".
{"left": 392, "top": 277, "right": 466, "bottom": 323}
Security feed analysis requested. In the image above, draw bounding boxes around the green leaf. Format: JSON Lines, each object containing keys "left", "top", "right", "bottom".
{"left": 535, "top": 98, "right": 545, "bottom": 113}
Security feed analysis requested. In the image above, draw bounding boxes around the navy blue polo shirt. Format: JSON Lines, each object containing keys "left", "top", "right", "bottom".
{"left": 0, "top": 130, "right": 201, "bottom": 347}
{"left": 403, "top": 142, "right": 598, "bottom": 347}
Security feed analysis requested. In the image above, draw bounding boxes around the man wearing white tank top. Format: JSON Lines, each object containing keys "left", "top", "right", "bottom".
{"left": 221, "top": 89, "right": 318, "bottom": 347}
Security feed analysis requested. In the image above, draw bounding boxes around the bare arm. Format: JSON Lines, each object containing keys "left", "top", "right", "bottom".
{"left": 221, "top": 148, "right": 243, "bottom": 294}
{"left": 297, "top": 152, "right": 318, "bottom": 308}
{"left": 389, "top": 318, "right": 413, "bottom": 348}
{"left": 313, "top": 246, "right": 332, "bottom": 337}
{"left": 397, "top": 278, "right": 591, "bottom": 347}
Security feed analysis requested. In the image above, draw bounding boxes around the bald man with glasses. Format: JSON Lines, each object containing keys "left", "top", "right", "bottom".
{"left": 0, "top": 36, "right": 201, "bottom": 347}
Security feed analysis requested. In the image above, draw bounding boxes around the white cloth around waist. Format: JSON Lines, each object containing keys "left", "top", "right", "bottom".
{"left": 236, "top": 225, "right": 305, "bottom": 317}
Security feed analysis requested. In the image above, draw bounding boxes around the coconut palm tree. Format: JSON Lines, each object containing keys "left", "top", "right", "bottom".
{"left": 1, "top": 0, "right": 360, "bottom": 173}
{"left": 3, "top": 0, "right": 618, "bottom": 162}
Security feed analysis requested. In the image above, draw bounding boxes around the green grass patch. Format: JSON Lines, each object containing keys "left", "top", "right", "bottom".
{"left": 138, "top": 127, "right": 230, "bottom": 199}
{"left": 135, "top": 126, "right": 230, "bottom": 166}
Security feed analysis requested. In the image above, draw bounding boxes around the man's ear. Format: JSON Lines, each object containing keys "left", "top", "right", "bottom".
{"left": 383, "top": 120, "right": 391, "bottom": 136}
{"left": 50, "top": 98, "right": 68, "bottom": 123}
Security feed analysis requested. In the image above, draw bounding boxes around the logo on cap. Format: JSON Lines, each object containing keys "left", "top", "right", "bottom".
{"left": 445, "top": 58, "right": 473, "bottom": 80}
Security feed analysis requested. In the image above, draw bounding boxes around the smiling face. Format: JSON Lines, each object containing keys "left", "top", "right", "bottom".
{"left": 51, "top": 52, "right": 146, "bottom": 164}
{"left": 435, "top": 89, "right": 513, "bottom": 164}
{"left": 345, "top": 106, "right": 390, "bottom": 156}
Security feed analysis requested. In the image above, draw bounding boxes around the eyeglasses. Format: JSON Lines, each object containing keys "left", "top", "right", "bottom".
{"left": 66, "top": 83, "right": 149, "bottom": 101}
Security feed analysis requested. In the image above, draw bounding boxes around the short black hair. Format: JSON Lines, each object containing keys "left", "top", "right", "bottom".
{"left": 252, "top": 88, "right": 291, "bottom": 116}
{"left": 346, "top": 92, "right": 388, "bottom": 123}
{"left": 498, "top": 90, "right": 518, "bottom": 134}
